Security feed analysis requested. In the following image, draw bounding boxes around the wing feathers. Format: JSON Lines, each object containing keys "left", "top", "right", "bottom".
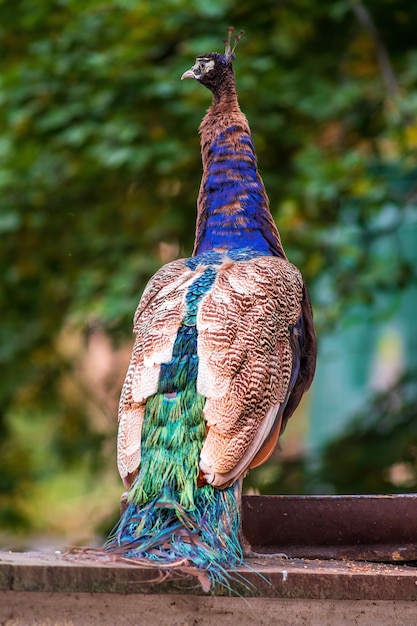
{"left": 200, "top": 403, "right": 281, "bottom": 488}
{"left": 197, "top": 256, "right": 303, "bottom": 487}
{"left": 117, "top": 259, "right": 194, "bottom": 482}
{"left": 117, "top": 254, "right": 307, "bottom": 490}
{"left": 117, "top": 405, "right": 145, "bottom": 487}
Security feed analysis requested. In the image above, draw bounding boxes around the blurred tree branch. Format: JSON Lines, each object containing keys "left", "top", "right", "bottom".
{"left": 349, "top": 0, "right": 400, "bottom": 101}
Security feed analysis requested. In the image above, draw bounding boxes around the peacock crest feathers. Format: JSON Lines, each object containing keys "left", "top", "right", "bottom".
{"left": 224, "top": 26, "right": 245, "bottom": 61}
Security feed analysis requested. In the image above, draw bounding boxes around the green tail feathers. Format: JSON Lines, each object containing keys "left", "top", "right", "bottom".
{"left": 105, "top": 389, "right": 244, "bottom": 591}
{"left": 130, "top": 385, "right": 206, "bottom": 511}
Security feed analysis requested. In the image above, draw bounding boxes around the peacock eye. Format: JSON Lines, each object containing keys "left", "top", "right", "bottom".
{"left": 193, "top": 57, "right": 214, "bottom": 76}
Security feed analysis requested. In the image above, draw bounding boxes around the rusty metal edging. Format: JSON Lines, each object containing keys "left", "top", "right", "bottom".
{"left": 242, "top": 494, "right": 417, "bottom": 562}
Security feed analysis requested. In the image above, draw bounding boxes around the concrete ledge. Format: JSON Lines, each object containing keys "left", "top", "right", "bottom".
{"left": 1, "top": 552, "right": 417, "bottom": 624}
{"left": 1, "top": 551, "right": 417, "bottom": 599}
{"left": 2, "top": 590, "right": 417, "bottom": 626}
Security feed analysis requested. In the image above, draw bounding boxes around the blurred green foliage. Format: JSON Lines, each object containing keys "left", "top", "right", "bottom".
{"left": 1, "top": 0, "right": 417, "bottom": 545}
{"left": 319, "top": 370, "right": 417, "bottom": 494}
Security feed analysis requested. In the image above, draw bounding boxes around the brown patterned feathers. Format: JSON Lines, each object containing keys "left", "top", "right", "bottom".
{"left": 197, "top": 256, "right": 304, "bottom": 487}
{"left": 106, "top": 30, "right": 316, "bottom": 589}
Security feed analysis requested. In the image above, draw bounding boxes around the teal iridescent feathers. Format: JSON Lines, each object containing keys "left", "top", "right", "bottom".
{"left": 106, "top": 30, "right": 316, "bottom": 592}
{"left": 106, "top": 487, "right": 243, "bottom": 592}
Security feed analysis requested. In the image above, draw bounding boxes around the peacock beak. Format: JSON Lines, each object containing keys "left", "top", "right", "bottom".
{"left": 181, "top": 68, "right": 196, "bottom": 80}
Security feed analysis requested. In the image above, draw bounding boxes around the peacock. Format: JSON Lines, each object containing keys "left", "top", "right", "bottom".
{"left": 105, "top": 28, "right": 316, "bottom": 591}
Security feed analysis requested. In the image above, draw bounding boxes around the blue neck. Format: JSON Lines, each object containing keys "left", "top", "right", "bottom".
{"left": 194, "top": 125, "right": 281, "bottom": 257}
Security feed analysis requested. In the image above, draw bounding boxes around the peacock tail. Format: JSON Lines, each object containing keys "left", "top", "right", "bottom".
{"left": 106, "top": 258, "right": 243, "bottom": 591}
{"left": 104, "top": 29, "right": 317, "bottom": 592}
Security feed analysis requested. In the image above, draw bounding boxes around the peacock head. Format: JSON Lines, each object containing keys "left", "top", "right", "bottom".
{"left": 181, "top": 28, "right": 244, "bottom": 93}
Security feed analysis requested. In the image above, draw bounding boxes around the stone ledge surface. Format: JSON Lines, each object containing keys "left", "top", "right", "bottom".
{"left": 2, "top": 591, "right": 417, "bottom": 626}
{"left": 1, "top": 551, "right": 417, "bottom": 600}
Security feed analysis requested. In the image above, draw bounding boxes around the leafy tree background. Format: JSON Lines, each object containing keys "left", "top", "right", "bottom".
{"left": 1, "top": 0, "right": 416, "bottom": 548}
